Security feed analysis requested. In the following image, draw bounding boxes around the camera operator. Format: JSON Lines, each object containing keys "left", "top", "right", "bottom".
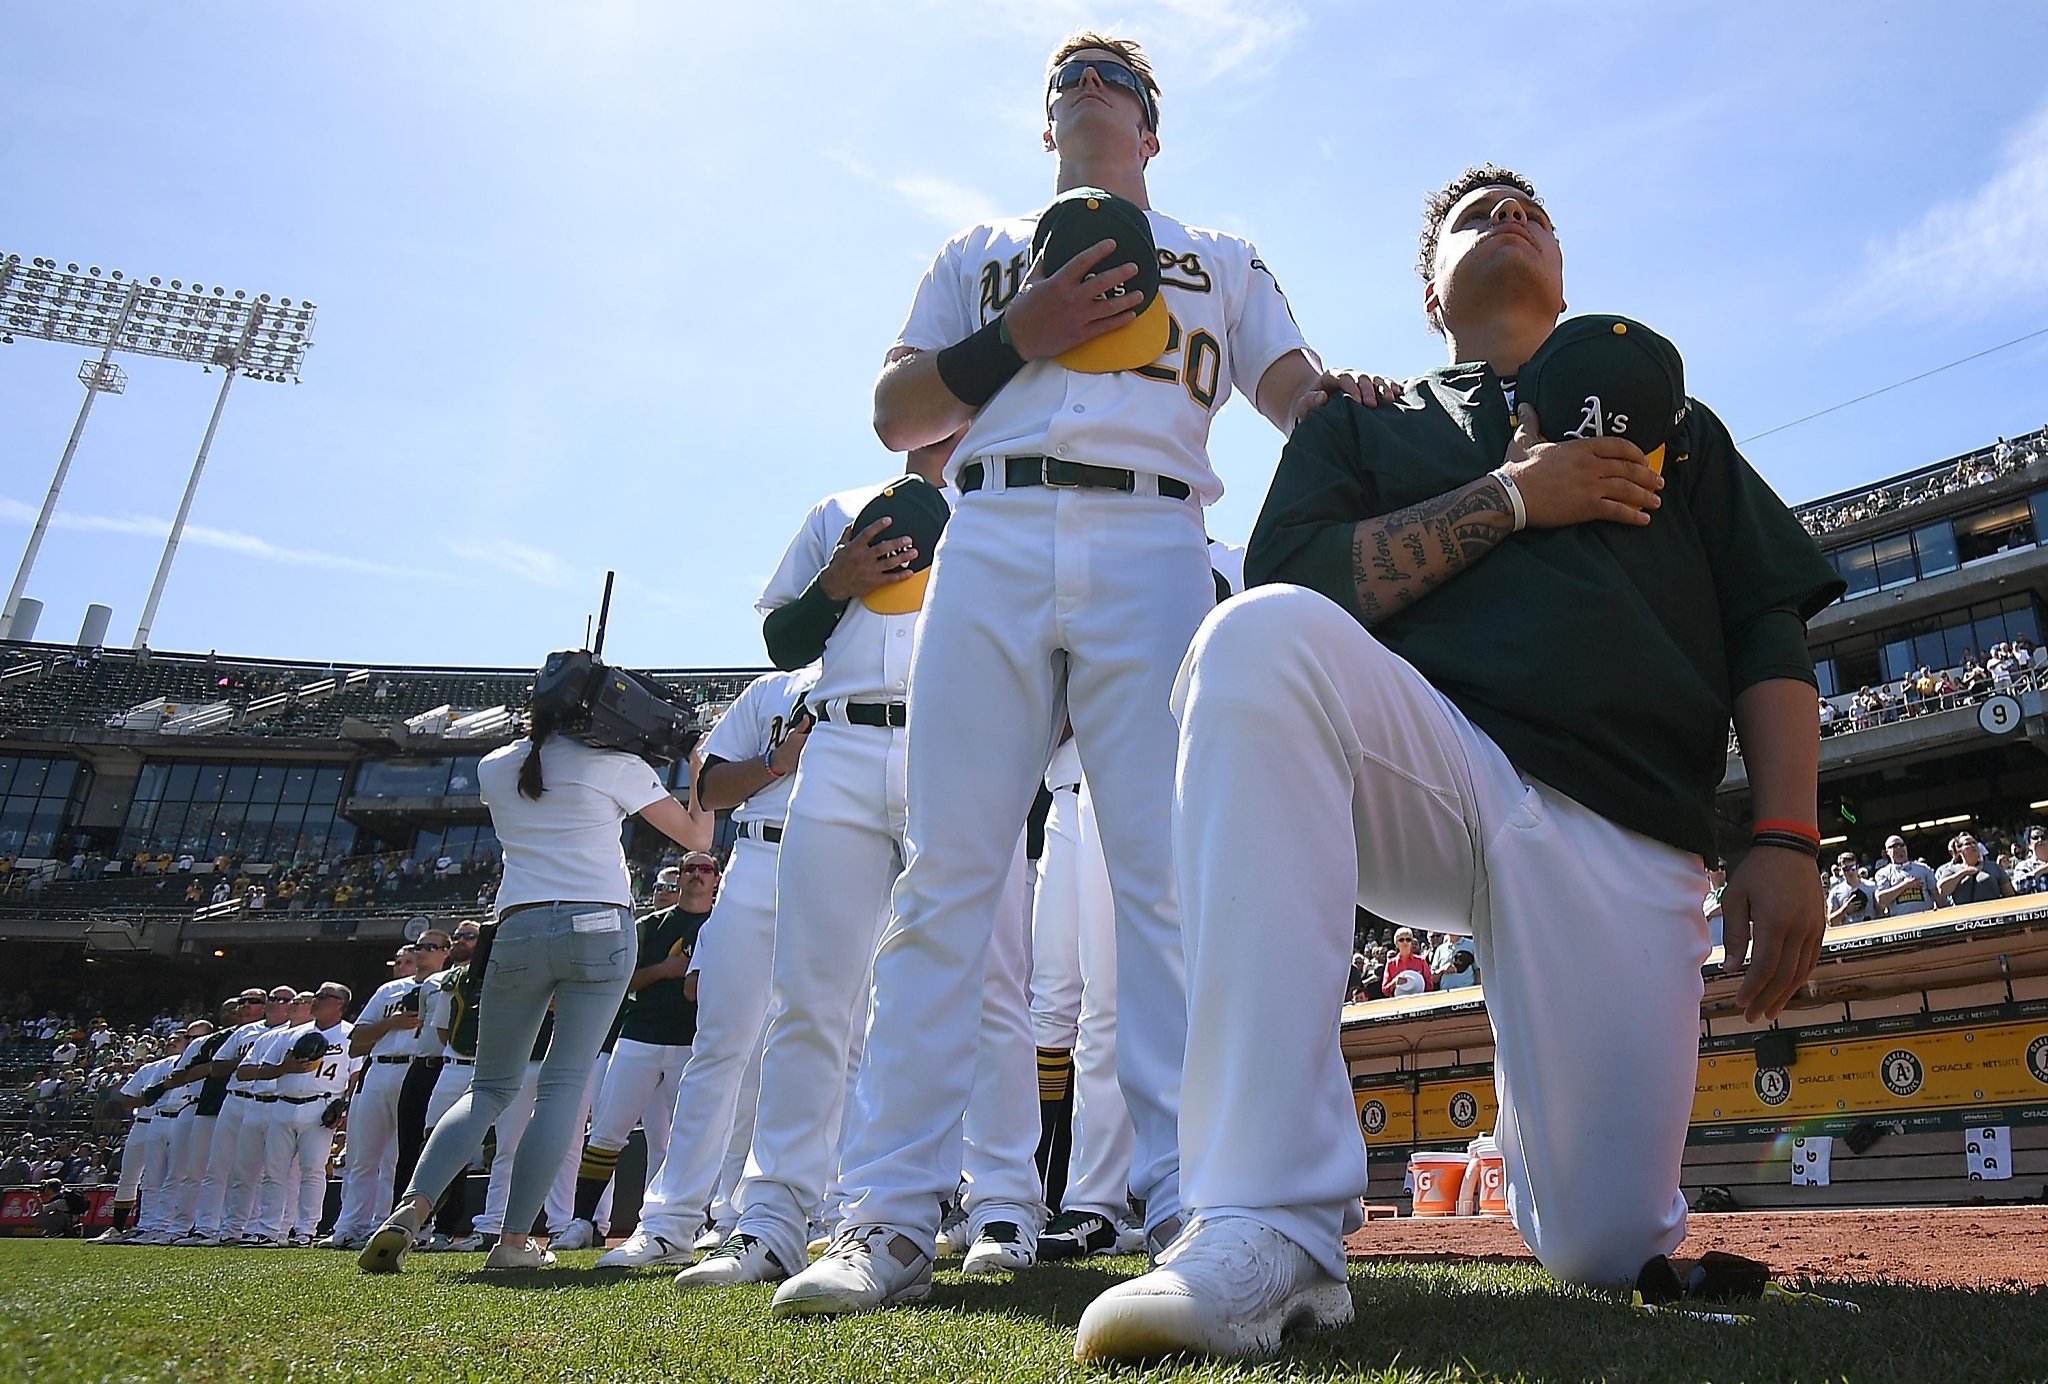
{"left": 362, "top": 678, "right": 705, "bottom": 1273}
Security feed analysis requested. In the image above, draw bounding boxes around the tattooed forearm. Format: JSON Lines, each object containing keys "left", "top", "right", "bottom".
{"left": 1348, "top": 475, "right": 1516, "bottom": 626}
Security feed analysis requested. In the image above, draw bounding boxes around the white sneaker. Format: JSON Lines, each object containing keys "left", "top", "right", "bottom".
{"left": 359, "top": 1194, "right": 433, "bottom": 1275}
{"left": 933, "top": 1203, "right": 970, "bottom": 1258}
{"left": 442, "top": 1233, "right": 486, "bottom": 1253}
{"left": 771, "top": 1226, "right": 931, "bottom": 1318}
{"left": 597, "top": 1227, "right": 695, "bottom": 1268}
{"left": 1074, "top": 1216, "right": 1353, "bottom": 1362}
{"left": 550, "top": 1217, "right": 597, "bottom": 1251}
{"left": 673, "top": 1233, "right": 790, "bottom": 1293}
{"left": 482, "top": 1236, "right": 557, "bottom": 1270}
{"left": 319, "top": 1233, "right": 366, "bottom": 1251}
{"left": 88, "top": 1227, "right": 131, "bottom": 1244}
{"left": 692, "top": 1224, "right": 725, "bottom": 1253}
{"left": 962, "top": 1220, "right": 1036, "bottom": 1276}
{"left": 170, "top": 1231, "right": 214, "bottom": 1248}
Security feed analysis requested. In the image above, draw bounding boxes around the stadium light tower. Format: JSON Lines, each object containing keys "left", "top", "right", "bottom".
{"left": 0, "top": 253, "right": 316, "bottom": 646}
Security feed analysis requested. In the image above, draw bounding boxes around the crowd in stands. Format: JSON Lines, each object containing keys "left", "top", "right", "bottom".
{"left": 1795, "top": 426, "right": 2048, "bottom": 538}
{"left": 1821, "top": 637, "right": 2040, "bottom": 738}
{"left": 0, "top": 846, "right": 503, "bottom": 918}
{"left": 1345, "top": 923, "right": 1479, "bottom": 1003}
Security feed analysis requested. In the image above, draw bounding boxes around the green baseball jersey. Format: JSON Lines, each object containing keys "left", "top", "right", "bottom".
{"left": 618, "top": 905, "right": 708, "bottom": 1046}
{"left": 1247, "top": 368, "right": 1844, "bottom": 860}
{"left": 442, "top": 963, "right": 485, "bottom": 1060}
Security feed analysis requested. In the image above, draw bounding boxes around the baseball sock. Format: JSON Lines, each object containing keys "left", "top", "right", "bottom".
{"left": 573, "top": 1144, "right": 621, "bottom": 1223}
{"left": 1034, "top": 1046, "right": 1075, "bottom": 1211}
{"left": 109, "top": 1202, "right": 134, "bottom": 1233}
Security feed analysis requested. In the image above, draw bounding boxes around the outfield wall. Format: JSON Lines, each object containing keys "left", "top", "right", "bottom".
{"left": 1341, "top": 896, "right": 2048, "bottom": 1212}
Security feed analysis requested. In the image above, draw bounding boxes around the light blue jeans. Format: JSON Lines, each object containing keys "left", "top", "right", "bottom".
{"left": 403, "top": 902, "right": 634, "bottom": 1241}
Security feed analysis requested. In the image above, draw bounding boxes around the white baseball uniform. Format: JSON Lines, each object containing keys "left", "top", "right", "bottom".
{"left": 227, "top": 1024, "right": 300, "bottom": 1239}
{"left": 836, "top": 210, "right": 1311, "bottom": 1249}
{"left": 136, "top": 1042, "right": 204, "bottom": 1236}
{"left": 253, "top": 1020, "right": 353, "bottom": 1241}
{"left": 113, "top": 1056, "right": 176, "bottom": 1218}
{"left": 635, "top": 665, "right": 814, "bottom": 1246}
{"left": 189, "top": 1019, "right": 281, "bottom": 1238}
{"left": 330, "top": 975, "right": 425, "bottom": 1239}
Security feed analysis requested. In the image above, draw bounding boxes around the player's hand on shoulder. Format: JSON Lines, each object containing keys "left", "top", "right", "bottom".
{"left": 1003, "top": 240, "right": 1142, "bottom": 361}
{"left": 1504, "top": 404, "right": 1664, "bottom": 529}
{"left": 819, "top": 520, "right": 918, "bottom": 603}
{"left": 1287, "top": 369, "right": 1402, "bottom": 430}
{"left": 1722, "top": 844, "right": 1826, "bottom": 1022}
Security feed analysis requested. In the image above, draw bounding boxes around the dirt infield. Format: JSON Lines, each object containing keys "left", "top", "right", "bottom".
{"left": 1345, "top": 1206, "right": 2048, "bottom": 1287}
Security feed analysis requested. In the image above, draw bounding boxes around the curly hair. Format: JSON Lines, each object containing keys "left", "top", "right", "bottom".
{"left": 1415, "top": 164, "right": 1543, "bottom": 329}
{"left": 1046, "top": 30, "right": 1161, "bottom": 130}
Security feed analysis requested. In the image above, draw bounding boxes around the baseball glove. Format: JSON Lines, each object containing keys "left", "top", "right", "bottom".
{"left": 289, "top": 1030, "right": 329, "bottom": 1064}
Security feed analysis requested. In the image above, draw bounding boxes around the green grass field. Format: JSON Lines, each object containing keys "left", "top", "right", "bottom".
{"left": 1, "top": 1240, "right": 2041, "bottom": 1383}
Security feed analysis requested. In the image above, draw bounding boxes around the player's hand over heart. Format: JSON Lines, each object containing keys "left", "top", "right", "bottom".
{"left": 1502, "top": 404, "right": 1663, "bottom": 528}
{"left": 818, "top": 520, "right": 917, "bottom": 602}
{"left": 767, "top": 708, "right": 814, "bottom": 778}
{"left": 1722, "top": 844, "right": 1826, "bottom": 1022}
{"left": 1002, "top": 240, "right": 1143, "bottom": 360}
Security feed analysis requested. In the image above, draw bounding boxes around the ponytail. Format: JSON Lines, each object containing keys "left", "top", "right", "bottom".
{"left": 519, "top": 711, "right": 553, "bottom": 800}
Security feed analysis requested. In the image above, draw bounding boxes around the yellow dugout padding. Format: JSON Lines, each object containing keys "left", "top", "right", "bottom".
{"left": 1353, "top": 1067, "right": 1497, "bottom": 1150}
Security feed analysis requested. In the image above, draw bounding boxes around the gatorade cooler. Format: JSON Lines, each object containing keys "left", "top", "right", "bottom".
{"left": 1468, "top": 1134, "right": 1508, "bottom": 1217}
{"left": 1407, "top": 1151, "right": 1469, "bottom": 1217}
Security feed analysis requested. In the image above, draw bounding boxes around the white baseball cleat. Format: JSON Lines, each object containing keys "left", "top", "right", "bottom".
{"left": 1039, "top": 1209, "right": 1120, "bottom": 1261}
{"left": 1073, "top": 1216, "right": 1354, "bottom": 1362}
{"left": 771, "top": 1226, "right": 931, "bottom": 1318}
{"left": 673, "top": 1233, "right": 789, "bottom": 1293}
{"left": 549, "top": 1217, "right": 598, "bottom": 1251}
{"left": 962, "top": 1220, "right": 1036, "bottom": 1276}
{"left": 169, "top": 1231, "right": 214, "bottom": 1248}
{"left": 88, "top": 1227, "right": 131, "bottom": 1245}
{"left": 692, "top": 1224, "right": 725, "bottom": 1253}
{"left": 596, "top": 1228, "right": 695, "bottom": 1268}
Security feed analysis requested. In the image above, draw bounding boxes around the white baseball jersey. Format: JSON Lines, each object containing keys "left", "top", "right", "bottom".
{"left": 274, "top": 1022, "right": 355, "bottom": 1101}
{"left": 893, "top": 212, "right": 1312, "bottom": 505}
{"left": 157, "top": 1041, "right": 205, "bottom": 1115}
{"left": 700, "top": 666, "right": 820, "bottom": 829}
{"left": 219, "top": 1020, "right": 279, "bottom": 1095}
{"left": 358, "top": 976, "right": 426, "bottom": 1059}
{"left": 758, "top": 486, "right": 931, "bottom": 711}
{"left": 244, "top": 1025, "right": 301, "bottom": 1094}
{"left": 122, "top": 1057, "right": 175, "bottom": 1116}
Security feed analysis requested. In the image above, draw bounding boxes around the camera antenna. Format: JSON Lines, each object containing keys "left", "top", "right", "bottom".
{"left": 592, "top": 570, "right": 616, "bottom": 657}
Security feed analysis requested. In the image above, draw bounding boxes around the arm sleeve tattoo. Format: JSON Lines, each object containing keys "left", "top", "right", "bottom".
{"left": 1347, "top": 475, "right": 1516, "bottom": 625}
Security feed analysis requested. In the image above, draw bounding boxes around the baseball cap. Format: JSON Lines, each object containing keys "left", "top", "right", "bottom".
{"left": 851, "top": 475, "right": 951, "bottom": 615}
{"left": 1518, "top": 315, "right": 1688, "bottom": 474}
{"left": 1031, "top": 187, "right": 1170, "bottom": 374}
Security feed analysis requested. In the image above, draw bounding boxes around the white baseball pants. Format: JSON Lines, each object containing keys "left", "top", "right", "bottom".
{"left": 733, "top": 721, "right": 904, "bottom": 1274}
{"left": 839, "top": 485, "right": 1209, "bottom": 1247}
{"left": 960, "top": 839, "right": 1045, "bottom": 1242}
{"left": 474, "top": 1062, "right": 578, "bottom": 1237}
{"left": 253, "top": 1104, "right": 332, "bottom": 1240}
{"left": 114, "top": 1118, "right": 164, "bottom": 1205}
{"left": 330, "top": 1061, "right": 408, "bottom": 1239}
{"left": 635, "top": 835, "right": 779, "bottom": 1244}
{"left": 1173, "top": 586, "right": 1708, "bottom": 1283}
{"left": 190, "top": 1094, "right": 253, "bottom": 1236}
{"left": 221, "top": 1100, "right": 275, "bottom": 1237}
{"left": 586, "top": 1036, "right": 690, "bottom": 1178}
{"left": 1030, "top": 777, "right": 1135, "bottom": 1220}
{"left": 161, "top": 1111, "right": 216, "bottom": 1234}
{"left": 137, "top": 1113, "right": 195, "bottom": 1235}
{"left": 425, "top": 1060, "right": 474, "bottom": 1128}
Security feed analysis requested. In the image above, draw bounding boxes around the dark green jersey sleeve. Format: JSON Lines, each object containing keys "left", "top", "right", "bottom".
{"left": 1245, "top": 400, "right": 1387, "bottom": 621}
{"left": 762, "top": 577, "right": 850, "bottom": 671}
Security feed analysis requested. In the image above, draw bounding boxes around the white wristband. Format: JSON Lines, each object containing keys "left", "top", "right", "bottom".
{"left": 1491, "top": 468, "right": 1528, "bottom": 533}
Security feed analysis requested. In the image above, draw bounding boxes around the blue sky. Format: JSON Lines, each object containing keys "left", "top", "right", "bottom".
{"left": 4, "top": 1, "right": 2046, "bottom": 670}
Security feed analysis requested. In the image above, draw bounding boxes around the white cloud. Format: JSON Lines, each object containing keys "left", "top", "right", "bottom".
{"left": 0, "top": 497, "right": 445, "bottom": 582}
{"left": 444, "top": 536, "right": 583, "bottom": 589}
{"left": 831, "top": 152, "right": 1002, "bottom": 231}
{"left": 1839, "top": 99, "right": 2048, "bottom": 322}
{"left": 1154, "top": 0, "right": 1307, "bottom": 84}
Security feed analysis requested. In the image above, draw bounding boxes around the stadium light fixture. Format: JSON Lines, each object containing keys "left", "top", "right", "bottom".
{"left": 0, "top": 252, "right": 316, "bottom": 646}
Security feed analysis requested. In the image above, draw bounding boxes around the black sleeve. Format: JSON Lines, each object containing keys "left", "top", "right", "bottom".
{"left": 762, "top": 576, "right": 850, "bottom": 670}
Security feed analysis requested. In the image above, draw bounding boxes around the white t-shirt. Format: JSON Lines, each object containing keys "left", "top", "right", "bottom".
{"left": 479, "top": 737, "right": 668, "bottom": 913}
{"left": 700, "top": 666, "right": 820, "bottom": 828}
{"left": 893, "top": 209, "right": 1312, "bottom": 506}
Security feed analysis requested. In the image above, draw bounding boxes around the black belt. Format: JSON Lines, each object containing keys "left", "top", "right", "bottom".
{"left": 961, "top": 456, "right": 1192, "bottom": 501}
{"left": 736, "top": 821, "right": 784, "bottom": 843}
{"left": 819, "top": 702, "right": 907, "bottom": 728}
{"left": 373, "top": 1054, "right": 410, "bottom": 1064}
{"left": 229, "top": 1090, "right": 255, "bottom": 1100}
{"left": 414, "top": 1055, "right": 446, "bottom": 1069}
{"left": 277, "top": 1094, "right": 322, "bottom": 1105}
{"left": 255, "top": 1094, "right": 278, "bottom": 1103}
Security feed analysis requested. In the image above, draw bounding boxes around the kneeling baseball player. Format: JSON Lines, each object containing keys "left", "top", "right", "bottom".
{"left": 1074, "top": 166, "right": 1844, "bottom": 1361}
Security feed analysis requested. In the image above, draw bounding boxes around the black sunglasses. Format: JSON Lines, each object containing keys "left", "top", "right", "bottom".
{"left": 681, "top": 863, "right": 720, "bottom": 877}
{"left": 1047, "top": 58, "right": 1156, "bottom": 128}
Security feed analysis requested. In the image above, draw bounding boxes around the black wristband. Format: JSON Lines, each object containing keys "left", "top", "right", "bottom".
{"left": 1750, "top": 831, "right": 1820, "bottom": 859}
{"left": 935, "top": 317, "right": 1026, "bottom": 407}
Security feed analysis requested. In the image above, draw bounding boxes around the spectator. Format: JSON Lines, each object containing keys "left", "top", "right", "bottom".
{"left": 1825, "top": 854, "right": 1876, "bottom": 925}
{"left": 1702, "top": 859, "right": 1727, "bottom": 948}
{"left": 1937, "top": 832, "right": 2015, "bottom": 904}
{"left": 2012, "top": 826, "right": 2048, "bottom": 895}
{"left": 1874, "top": 834, "right": 1942, "bottom": 914}
{"left": 1381, "top": 928, "right": 1432, "bottom": 998}
{"left": 35, "top": 1178, "right": 90, "bottom": 1237}
{"left": 1437, "top": 943, "right": 1479, "bottom": 991}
